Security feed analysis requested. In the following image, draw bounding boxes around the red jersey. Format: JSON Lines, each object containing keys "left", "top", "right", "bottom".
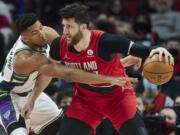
{"left": 59, "top": 30, "right": 137, "bottom": 129}
{"left": 59, "top": 30, "right": 129, "bottom": 91}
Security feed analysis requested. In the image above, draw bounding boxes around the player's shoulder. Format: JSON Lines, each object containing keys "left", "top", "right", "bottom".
{"left": 14, "top": 50, "right": 48, "bottom": 72}
{"left": 44, "top": 26, "right": 56, "bottom": 33}
{"left": 15, "top": 50, "right": 33, "bottom": 60}
{"left": 44, "top": 26, "right": 60, "bottom": 44}
{"left": 91, "top": 30, "right": 105, "bottom": 35}
{"left": 14, "top": 50, "right": 43, "bottom": 65}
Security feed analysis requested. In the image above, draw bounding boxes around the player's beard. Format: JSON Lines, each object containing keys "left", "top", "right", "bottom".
{"left": 68, "top": 30, "right": 83, "bottom": 46}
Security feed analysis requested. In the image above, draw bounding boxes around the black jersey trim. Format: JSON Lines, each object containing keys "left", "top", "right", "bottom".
{"left": 50, "top": 37, "right": 61, "bottom": 60}
{"left": 77, "top": 83, "right": 117, "bottom": 94}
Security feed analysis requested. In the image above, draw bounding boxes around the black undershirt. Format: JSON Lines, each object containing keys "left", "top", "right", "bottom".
{"left": 50, "top": 33, "right": 153, "bottom": 61}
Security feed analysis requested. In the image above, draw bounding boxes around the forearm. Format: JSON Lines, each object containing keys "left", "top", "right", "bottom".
{"left": 63, "top": 69, "right": 114, "bottom": 84}
{"left": 38, "top": 62, "right": 114, "bottom": 84}
{"left": 129, "top": 43, "right": 156, "bottom": 59}
{"left": 30, "top": 74, "right": 52, "bottom": 101}
{"left": 100, "top": 33, "right": 155, "bottom": 59}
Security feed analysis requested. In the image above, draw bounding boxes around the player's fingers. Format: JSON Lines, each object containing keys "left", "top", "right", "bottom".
{"left": 149, "top": 49, "right": 157, "bottom": 58}
{"left": 112, "top": 78, "right": 138, "bottom": 86}
{"left": 168, "top": 54, "right": 174, "bottom": 65}
{"left": 112, "top": 80, "right": 125, "bottom": 86}
{"left": 164, "top": 51, "right": 169, "bottom": 64}
{"left": 123, "top": 77, "right": 138, "bottom": 83}
{"left": 158, "top": 51, "right": 163, "bottom": 62}
{"left": 124, "top": 85, "right": 132, "bottom": 89}
{"left": 149, "top": 50, "right": 154, "bottom": 58}
{"left": 122, "top": 82, "right": 133, "bottom": 89}
{"left": 120, "top": 81, "right": 131, "bottom": 88}
{"left": 165, "top": 51, "right": 174, "bottom": 65}
{"left": 164, "top": 50, "right": 174, "bottom": 65}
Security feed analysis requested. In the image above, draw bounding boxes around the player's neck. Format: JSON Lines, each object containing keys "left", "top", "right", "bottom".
{"left": 74, "top": 30, "right": 91, "bottom": 52}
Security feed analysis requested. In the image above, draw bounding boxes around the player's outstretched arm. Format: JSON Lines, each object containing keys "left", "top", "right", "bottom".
{"left": 14, "top": 51, "right": 138, "bottom": 86}
{"left": 36, "top": 55, "right": 138, "bottom": 85}
{"left": 44, "top": 26, "right": 60, "bottom": 45}
{"left": 21, "top": 74, "right": 52, "bottom": 119}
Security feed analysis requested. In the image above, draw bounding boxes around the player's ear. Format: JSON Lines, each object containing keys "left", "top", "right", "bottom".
{"left": 80, "top": 24, "right": 87, "bottom": 31}
{"left": 21, "top": 34, "right": 29, "bottom": 42}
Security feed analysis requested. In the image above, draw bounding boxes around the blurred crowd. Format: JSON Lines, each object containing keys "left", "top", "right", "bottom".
{"left": 1, "top": 0, "right": 180, "bottom": 135}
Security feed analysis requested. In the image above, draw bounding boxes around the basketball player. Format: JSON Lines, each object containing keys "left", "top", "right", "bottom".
{"left": 50, "top": 3, "right": 174, "bottom": 135}
{"left": 0, "top": 13, "right": 138, "bottom": 135}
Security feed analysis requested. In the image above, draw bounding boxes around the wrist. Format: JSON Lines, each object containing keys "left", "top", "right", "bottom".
{"left": 29, "top": 93, "right": 37, "bottom": 102}
{"left": 107, "top": 76, "right": 116, "bottom": 84}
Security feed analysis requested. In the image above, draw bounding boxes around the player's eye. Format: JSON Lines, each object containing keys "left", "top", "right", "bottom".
{"left": 32, "top": 31, "right": 38, "bottom": 35}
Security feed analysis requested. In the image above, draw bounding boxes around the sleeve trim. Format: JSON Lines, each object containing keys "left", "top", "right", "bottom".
{"left": 127, "top": 41, "right": 134, "bottom": 55}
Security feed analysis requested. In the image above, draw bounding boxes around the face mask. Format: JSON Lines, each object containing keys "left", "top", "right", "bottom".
{"left": 162, "top": 122, "right": 175, "bottom": 135}
{"left": 136, "top": 22, "right": 150, "bottom": 33}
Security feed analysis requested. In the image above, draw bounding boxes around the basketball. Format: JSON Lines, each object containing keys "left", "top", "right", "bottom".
{"left": 142, "top": 54, "right": 174, "bottom": 85}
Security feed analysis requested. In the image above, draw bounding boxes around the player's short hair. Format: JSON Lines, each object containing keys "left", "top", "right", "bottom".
{"left": 59, "top": 3, "right": 90, "bottom": 26}
{"left": 15, "top": 13, "right": 38, "bottom": 34}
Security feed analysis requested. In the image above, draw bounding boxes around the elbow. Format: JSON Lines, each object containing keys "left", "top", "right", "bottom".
{"left": 37, "top": 63, "right": 57, "bottom": 77}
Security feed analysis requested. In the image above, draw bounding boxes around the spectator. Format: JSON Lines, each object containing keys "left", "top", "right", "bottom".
{"left": 174, "top": 96, "right": 180, "bottom": 107}
{"left": 44, "top": 78, "right": 61, "bottom": 103}
{"left": 0, "top": 33, "right": 5, "bottom": 70}
{"left": 0, "top": 15, "right": 14, "bottom": 53}
{"left": 160, "top": 107, "right": 177, "bottom": 135}
{"left": 137, "top": 0, "right": 157, "bottom": 14}
{"left": 142, "top": 89, "right": 174, "bottom": 114}
{"left": 0, "top": 0, "right": 13, "bottom": 23}
{"left": 95, "top": 13, "right": 116, "bottom": 33}
{"left": 150, "top": 0, "right": 180, "bottom": 41}
{"left": 160, "top": 39, "right": 180, "bottom": 100}
{"left": 165, "top": 38, "right": 180, "bottom": 77}
{"left": 132, "top": 11, "right": 159, "bottom": 46}
{"left": 104, "top": 0, "right": 130, "bottom": 22}
{"left": 136, "top": 96, "right": 145, "bottom": 114}
{"left": 152, "top": 91, "right": 174, "bottom": 112}
{"left": 56, "top": 83, "right": 74, "bottom": 111}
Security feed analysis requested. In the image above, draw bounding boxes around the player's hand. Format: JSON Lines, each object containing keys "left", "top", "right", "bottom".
{"left": 111, "top": 77, "right": 138, "bottom": 89}
{"left": 121, "top": 55, "right": 142, "bottom": 69}
{"left": 21, "top": 95, "right": 35, "bottom": 119}
{"left": 149, "top": 47, "right": 174, "bottom": 65}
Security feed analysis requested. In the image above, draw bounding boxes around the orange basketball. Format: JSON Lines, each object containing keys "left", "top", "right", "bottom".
{"left": 142, "top": 54, "right": 174, "bottom": 85}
